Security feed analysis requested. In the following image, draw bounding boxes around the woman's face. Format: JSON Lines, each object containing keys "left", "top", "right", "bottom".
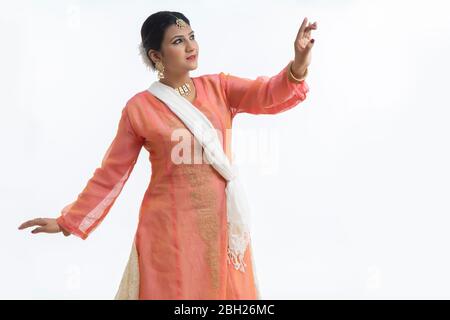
{"left": 150, "top": 23, "right": 199, "bottom": 75}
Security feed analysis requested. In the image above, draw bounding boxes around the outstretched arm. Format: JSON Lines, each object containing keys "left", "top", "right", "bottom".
{"left": 219, "top": 17, "right": 317, "bottom": 117}
{"left": 55, "top": 104, "right": 144, "bottom": 240}
{"left": 219, "top": 60, "right": 309, "bottom": 117}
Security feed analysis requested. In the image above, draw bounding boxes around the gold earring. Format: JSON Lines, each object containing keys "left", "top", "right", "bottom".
{"left": 155, "top": 60, "right": 165, "bottom": 79}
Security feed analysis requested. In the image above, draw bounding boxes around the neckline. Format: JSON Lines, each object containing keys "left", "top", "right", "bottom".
{"left": 147, "top": 76, "right": 201, "bottom": 106}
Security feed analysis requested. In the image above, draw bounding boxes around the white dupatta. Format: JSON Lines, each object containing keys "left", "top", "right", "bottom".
{"left": 115, "top": 80, "right": 260, "bottom": 300}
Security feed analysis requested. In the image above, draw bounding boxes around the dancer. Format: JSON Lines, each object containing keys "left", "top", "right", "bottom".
{"left": 18, "top": 11, "right": 317, "bottom": 299}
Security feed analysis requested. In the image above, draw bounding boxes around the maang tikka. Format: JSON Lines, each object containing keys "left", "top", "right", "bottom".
{"left": 170, "top": 14, "right": 188, "bottom": 29}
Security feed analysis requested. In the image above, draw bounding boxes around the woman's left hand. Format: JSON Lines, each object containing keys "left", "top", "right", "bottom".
{"left": 292, "top": 17, "right": 317, "bottom": 78}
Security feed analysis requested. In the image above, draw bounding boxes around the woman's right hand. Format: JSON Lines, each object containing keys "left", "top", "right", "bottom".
{"left": 18, "top": 217, "right": 71, "bottom": 237}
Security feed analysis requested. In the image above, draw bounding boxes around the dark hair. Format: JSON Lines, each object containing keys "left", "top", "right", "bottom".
{"left": 139, "top": 11, "right": 191, "bottom": 71}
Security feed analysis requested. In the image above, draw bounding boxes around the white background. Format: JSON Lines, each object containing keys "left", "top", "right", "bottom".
{"left": 2, "top": 0, "right": 450, "bottom": 299}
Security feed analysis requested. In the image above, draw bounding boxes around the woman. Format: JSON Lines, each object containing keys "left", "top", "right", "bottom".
{"left": 18, "top": 11, "right": 317, "bottom": 299}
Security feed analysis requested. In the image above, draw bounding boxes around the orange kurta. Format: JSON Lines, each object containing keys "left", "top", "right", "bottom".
{"left": 56, "top": 60, "right": 309, "bottom": 299}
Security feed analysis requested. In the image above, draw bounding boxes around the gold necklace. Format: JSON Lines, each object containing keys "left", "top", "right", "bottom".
{"left": 175, "top": 81, "right": 192, "bottom": 97}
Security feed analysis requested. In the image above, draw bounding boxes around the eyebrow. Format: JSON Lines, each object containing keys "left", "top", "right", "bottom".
{"left": 170, "top": 30, "right": 195, "bottom": 42}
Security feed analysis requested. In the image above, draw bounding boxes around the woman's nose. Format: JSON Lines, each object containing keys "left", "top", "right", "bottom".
{"left": 186, "top": 40, "right": 196, "bottom": 51}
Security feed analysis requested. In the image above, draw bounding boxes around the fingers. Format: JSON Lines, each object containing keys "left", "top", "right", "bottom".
{"left": 305, "top": 38, "right": 315, "bottom": 52}
{"left": 296, "top": 18, "right": 318, "bottom": 47}
{"left": 306, "top": 21, "right": 318, "bottom": 31}
{"left": 305, "top": 21, "right": 317, "bottom": 37}
{"left": 296, "top": 17, "right": 308, "bottom": 41}
{"left": 297, "top": 19, "right": 317, "bottom": 36}
{"left": 31, "top": 227, "right": 46, "bottom": 234}
{"left": 18, "top": 218, "right": 47, "bottom": 230}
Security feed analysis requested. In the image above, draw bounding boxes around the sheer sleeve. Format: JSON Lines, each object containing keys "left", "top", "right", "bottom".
{"left": 219, "top": 60, "right": 310, "bottom": 118}
{"left": 56, "top": 105, "right": 144, "bottom": 240}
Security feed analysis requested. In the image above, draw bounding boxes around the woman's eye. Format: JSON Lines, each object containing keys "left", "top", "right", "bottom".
{"left": 174, "top": 35, "right": 195, "bottom": 45}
